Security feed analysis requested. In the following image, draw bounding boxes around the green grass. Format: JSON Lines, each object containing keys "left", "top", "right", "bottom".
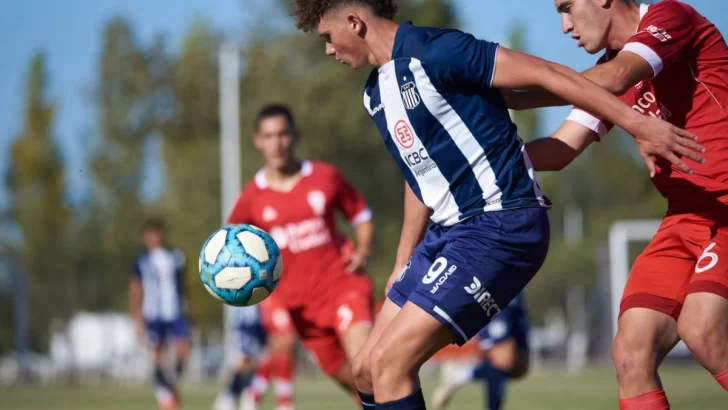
{"left": 1, "top": 364, "right": 724, "bottom": 410}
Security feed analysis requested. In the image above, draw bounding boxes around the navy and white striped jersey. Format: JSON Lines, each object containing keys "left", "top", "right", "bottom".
{"left": 132, "top": 247, "right": 187, "bottom": 322}
{"left": 363, "top": 22, "right": 550, "bottom": 226}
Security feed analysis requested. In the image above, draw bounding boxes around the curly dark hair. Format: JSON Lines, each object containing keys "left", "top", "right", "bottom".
{"left": 293, "top": 0, "right": 398, "bottom": 33}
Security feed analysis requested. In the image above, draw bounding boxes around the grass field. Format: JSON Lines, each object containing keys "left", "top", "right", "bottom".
{"left": 1, "top": 364, "right": 725, "bottom": 410}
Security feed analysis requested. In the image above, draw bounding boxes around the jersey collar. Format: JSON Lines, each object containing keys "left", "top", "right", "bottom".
{"left": 639, "top": 3, "right": 649, "bottom": 21}
{"left": 254, "top": 160, "right": 312, "bottom": 189}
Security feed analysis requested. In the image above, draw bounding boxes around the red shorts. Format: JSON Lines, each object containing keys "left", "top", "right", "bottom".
{"left": 262, "top": 275, "right": 374, "bottom": 375}
{"left": 259, "top": 295, "right": 295, "bottom": 335}
{"left": 620, "top": 212, "right": 728, "bottom": 320}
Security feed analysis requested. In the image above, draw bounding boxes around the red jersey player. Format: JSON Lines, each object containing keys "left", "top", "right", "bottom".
{"left": 507, "top": 1, "right": 727, "bottom": 408}
{"left": 228, "top": 104, "right": 376, "bottom": 408}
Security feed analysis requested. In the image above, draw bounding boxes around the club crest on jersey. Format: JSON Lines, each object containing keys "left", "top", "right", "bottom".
{"left": 307, "top": 190, "right": 326, "bottom": 216}
{"left": 262, "top": 206, "right": 278, "bottom": 222}
{"left": 400, "top": 82, "right": 421, "bottom": 110}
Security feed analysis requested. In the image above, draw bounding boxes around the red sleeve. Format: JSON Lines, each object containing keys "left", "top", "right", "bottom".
{"left": 621, "top": 1, "right": 696, "bottom": 78}
{"left": 227, "top": 185, "right": 254, "bottom": 224}
{"left": 333, "top": 169, "right": 372, "bottom": 226}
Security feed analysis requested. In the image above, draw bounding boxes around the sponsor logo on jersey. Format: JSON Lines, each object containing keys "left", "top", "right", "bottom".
{"left": 400, "top": 82, "right": 421, "bottom": 110}
{"left": 464, "top": 277, "right": 501, "bottom": 319}
{"left": 394, "top": 120, "right": 415, "bottom": 149}
{"left": 631, "top": 90, "right": 672, "bottom": 120}
{"left": 371, "top": 102, "right": 385, "bottom": 115}
{"left": 269, "top": 217, "right": 331, "bottom": 253}
{"left": 645, "top": 25, "right": 672, "bottom": 42}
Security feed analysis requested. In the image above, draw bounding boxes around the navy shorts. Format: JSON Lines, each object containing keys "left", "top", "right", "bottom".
{"left": 477, "top": 294, "right": 529, "bottom": 350}
{"left": 145, "top": 317, "right": 191, "bottom": 346}
{"left": 388, "top": 208, "right": 549, "bottom": 345}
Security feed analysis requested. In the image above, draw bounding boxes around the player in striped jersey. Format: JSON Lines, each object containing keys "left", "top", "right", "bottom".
{"left": 292, "top": 1, "right": 698, "bottom": 409}
{"left": 129, "top": 218, "right": 191, "bottom": 410}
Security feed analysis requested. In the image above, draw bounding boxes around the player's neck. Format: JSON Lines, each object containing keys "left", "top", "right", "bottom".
{"left": 607, "top": 1, "right": 642, "bottom": 50}
{"left": 265, "top": 160, "right": 303, "bottom": 191}
{"left": 365, "top": 19, "right": 400, "bottom": 67}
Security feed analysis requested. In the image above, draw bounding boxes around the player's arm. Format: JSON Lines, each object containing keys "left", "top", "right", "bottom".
{"left": 491, "top": 47, "right": 702, "bottom": 174}
{"left": 386, "top": 183, "right": 430, "bottom": 293}
{"left": 525, "top": 121, "right": 599, "bottom": 171}
{"left": 129, "top": 261, "right": 144, "bottom": 338}
{"left": 501, "top": 52, "right": 653, "bottom": 110}
{"left": 333, "top": 168, "right": 375, "bottom": 273}
{"left": 350, "top": 220, "right": 374, "bottom": 272}
{"left": 499, "top": 88, "right": 569, "bottom": 111}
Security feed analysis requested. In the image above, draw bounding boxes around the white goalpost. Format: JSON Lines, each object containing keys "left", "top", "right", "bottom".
{"left": 219, "top": 41, "right": 242, "bottom": 358}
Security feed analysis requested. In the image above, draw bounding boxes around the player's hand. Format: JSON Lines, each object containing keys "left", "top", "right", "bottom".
{"left": 632, "top": 116, "right": 705, "bottom": 177}
{"left": 384, "top": 262, "right": 407, "bottom": 295}
{"left": 345, "top": 251, "right": 370, "bottom": 274}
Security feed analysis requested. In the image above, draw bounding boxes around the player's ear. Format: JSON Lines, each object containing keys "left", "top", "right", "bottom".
{"left": 347, "top": 13, "right": 367, "bottom": 38}
{"left": 598, "top": 0, "right": 611, "bottom": 8}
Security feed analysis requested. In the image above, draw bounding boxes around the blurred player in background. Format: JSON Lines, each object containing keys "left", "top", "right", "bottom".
{"left": 507, "top": 0, "right": 728, "bottom": 408}
{"left": 213, "top": 302, "right": 293, "bottom": 410}
{"left": 129, "top": 218, "right": 191, "bottom": 410}
{"left": 228, "top": 103, "right": 376, "bottom": 408}
{"left": 291, "top": 1, "right": 701, "bottom": 409}
{"left": 431, "top": 293, "right": 530, "bottom": 410}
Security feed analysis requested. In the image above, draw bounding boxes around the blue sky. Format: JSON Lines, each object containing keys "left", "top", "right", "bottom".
{"left": 0, "top": 0, "right": 725, "bottom": 207}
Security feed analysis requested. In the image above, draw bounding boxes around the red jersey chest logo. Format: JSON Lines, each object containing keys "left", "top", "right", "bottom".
{"left": 627, "top": 82, "right": 672, "bottom": 121}
{"left": 257, "top": 188, "right": 333, "bottom": 254}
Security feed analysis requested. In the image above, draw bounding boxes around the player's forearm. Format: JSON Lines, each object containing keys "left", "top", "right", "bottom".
{"left": 395, "top": 184, "right": 430, "bottom": 267}
{"left": 354, "top": 220, "right": 375, "bottom": 257}
{"left": 129, "top": 281, "right": 142, "bottom": 320}
{"left": 537, "top": 63, "right": 644, "bottom": 135}
{"left": 500, "top": 88, "right": 569, "bottom": 111}
{"left": 525, "top": 138, "right": 576, "bottom": 171}
{"left": 525, "top": 121, "right": 599, "bottom": 171}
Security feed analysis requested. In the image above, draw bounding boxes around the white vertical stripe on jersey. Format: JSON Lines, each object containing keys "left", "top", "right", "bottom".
{"left": 378, "top": 62, "right": 461, "bottom": 225}
{"left": 363, "top": 91, "right": 373, "bottom": 116}
{"left": 519, "top": 142, "right": 548, "bottom": 207}
{"left": 409, "top": 59, "right": 503, "bottom": 212}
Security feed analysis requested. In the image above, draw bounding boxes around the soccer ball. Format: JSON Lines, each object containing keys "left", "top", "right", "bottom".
{"left": 199, "top": 224, "right": 282, "bottom": 306}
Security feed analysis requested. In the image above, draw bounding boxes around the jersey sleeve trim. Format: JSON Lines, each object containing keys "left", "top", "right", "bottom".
{"left": 350, "top": 207, "right": 373, "bottom": 226}
{"left": 488, "top": 44, "right": 500, "bottom": 87}
{"left": 566, "top": 108, "right": 608, "bottom": 139}
{"left": 621, "top": 42, "right": 664, "bottom": 78}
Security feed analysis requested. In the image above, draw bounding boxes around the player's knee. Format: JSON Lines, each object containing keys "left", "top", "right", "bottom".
{"left": 369, "top": 340, "right": 401, "bottom": 383}
{"left": 352, "top": 350, "right": 372, "bottom": 387}
{"left": 611, "top": 330, "right": 656, "bottom": 382}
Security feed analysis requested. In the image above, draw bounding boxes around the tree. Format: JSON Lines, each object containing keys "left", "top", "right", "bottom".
{"left": 158, "top": 17, "right": 225, "bottom": 327}
{"left": 6, "top": 52, "right": 70, "bottom": 350}
{"left": 86, "top": 17, "right": 168, "bottom": 309}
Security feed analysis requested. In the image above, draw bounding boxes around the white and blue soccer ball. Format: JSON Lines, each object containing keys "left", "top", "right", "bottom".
{"left": 199, "top": 224, "right": 283, "bottom": 306}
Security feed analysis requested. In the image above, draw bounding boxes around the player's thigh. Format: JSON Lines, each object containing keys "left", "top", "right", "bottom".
{"left": 172, "top": 317, "right": 191, "bottom": 354}
{"left": 371, "top": 301, "right": 456, "bottom": 374}
{"left": 677, "top": 292, "right": 728, "bottom": 355}
{"left": 613, "top": 307, "right": 679, "bottom": 370}
{"left": 405, "top": 209, "right": 550, "bottom": 346}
